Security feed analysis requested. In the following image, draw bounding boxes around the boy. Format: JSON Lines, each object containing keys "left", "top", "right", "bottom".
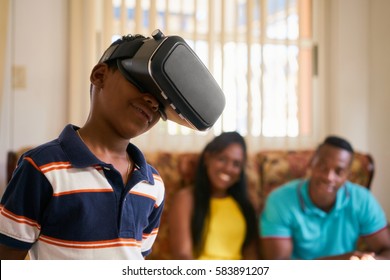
{"left": 0, "top": 31, "right": 224, "bottom": 259}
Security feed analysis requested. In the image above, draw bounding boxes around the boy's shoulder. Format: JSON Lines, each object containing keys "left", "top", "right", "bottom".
{"left": 17, "top": 124, "right": 75, "bottom": 166}
{"left": 17, "top": 139, "right": 63, "bottom": 164}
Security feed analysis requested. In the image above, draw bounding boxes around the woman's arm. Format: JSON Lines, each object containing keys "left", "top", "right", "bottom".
{"left": 168, "top": 187, "right": 195, "bottom": 259}
{"left": 242, "top": 238, "right": 260, "bottom": 259}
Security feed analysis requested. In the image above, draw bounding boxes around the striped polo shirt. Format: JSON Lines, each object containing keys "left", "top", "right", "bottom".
{"left": 0, "top": 124, "right": 165, "bottom": 259}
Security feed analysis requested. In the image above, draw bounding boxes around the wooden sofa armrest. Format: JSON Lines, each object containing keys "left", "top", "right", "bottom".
{"left": 6, "top": 146, "right": 35, "bottom": 184}
{"left": 7, "top": 151, "right": 18, "bottom": 184}
{"left": 349, "top": 152, "right": 375, "bottom": 190}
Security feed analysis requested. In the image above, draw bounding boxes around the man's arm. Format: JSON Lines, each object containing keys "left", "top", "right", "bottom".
{"left": 316, "top": 226, "right": 390, "bottom": 260}
{"left": 0, "top": 244, "right": 28, "bottom": 260}
{"left": 362, "top": 226, "right": 390, "bottom": 260}
{"left": 260, "top": 237, "right": 293, "bottom": 260}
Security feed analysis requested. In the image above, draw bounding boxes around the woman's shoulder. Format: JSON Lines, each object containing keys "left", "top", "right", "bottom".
{"left": 169, "top": 186, "right": 195, "bottom": 220}
{"left": 172, "top": 186, "right": 195, "bottom": 204}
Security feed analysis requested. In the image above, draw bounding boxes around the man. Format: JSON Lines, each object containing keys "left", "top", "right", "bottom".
{"left": 260, "top": 136, "right": 390, "bottom": 260}
{"left": 0, "top": 32, "right": 224, "bottom": 259}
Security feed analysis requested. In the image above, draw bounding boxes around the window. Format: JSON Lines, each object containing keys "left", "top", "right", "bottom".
{"left": 96, "top": 0, "right": 314, "bottom": 151}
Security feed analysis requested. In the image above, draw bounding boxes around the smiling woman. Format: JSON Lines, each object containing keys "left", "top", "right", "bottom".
{"left": 168, "top": 131, "right": 259, "bottom": 260}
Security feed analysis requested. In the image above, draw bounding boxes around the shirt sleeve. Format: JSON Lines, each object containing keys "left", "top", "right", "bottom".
{"left": 358, "top": 187, "right": 388, "bottom": 236}
{"left": 140, "top": 171, "right": 165, "bottom": 257}
{"left": 141, "top": 199, "right": 164, "bottom": 257}
{"left": 0, "top": 156, "right": 53, "bottom": 249}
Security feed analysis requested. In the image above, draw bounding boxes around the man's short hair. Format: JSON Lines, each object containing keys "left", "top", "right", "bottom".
{"left": 321, "top": 135, "right": 354, "bottom": 154}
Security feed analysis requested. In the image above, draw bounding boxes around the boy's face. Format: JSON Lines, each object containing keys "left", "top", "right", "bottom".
{"left": 91, "top": 63, "right": 161, "bottom": 139}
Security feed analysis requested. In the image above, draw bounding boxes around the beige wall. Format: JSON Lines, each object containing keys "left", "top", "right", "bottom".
{"left": 0, "top": 0, "right": 389, "bottom": 217}
{"left": 368, "top": 0, "right": 390, "bottom": 218}
{"left": 0, "top": 0, "right": 9, "bottom": 114}
{"left": 323, "top": 0, "right": 390, "bottom": 217}
{"left": 0, "top": 0, "right": 68, "bottom": 189}
{"left": 327, "top": 0, "right": 370, "bottom": 149}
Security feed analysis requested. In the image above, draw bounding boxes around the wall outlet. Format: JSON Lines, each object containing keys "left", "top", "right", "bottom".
{"left": 12, "top": 65, "right": 27, "bottom": 89}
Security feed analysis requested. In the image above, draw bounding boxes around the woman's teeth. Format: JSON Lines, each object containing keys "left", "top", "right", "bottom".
{"left": 219, "top": 173, "right": 231, "bottom": 182}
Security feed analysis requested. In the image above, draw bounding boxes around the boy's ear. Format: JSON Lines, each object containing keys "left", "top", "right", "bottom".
{"left": 90, "top": 63, "right": 107, "bottom": 87}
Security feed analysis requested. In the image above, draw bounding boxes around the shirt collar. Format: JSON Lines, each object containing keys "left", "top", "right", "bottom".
{"left": 59, "top": 124, "right": 154, "bottom": 184}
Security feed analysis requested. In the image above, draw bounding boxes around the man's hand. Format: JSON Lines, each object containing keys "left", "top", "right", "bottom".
{"left": 349, "top": 251, "right": 376, "bottom": 260}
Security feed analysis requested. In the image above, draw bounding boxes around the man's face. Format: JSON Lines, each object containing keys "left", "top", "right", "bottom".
{"left": 309, "top": 144, "right": 353, "bottom": 209}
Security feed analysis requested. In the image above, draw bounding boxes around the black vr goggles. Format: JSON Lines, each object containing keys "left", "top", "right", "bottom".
{"left": 98, "top": 29, "right": 226, "bottom": 131}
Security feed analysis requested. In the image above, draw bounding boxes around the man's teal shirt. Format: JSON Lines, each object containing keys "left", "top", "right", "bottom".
{"left": 260, "top": 179, "right": 387, "bottom": 259}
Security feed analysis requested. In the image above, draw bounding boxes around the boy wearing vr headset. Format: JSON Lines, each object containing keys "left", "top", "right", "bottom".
{"left": 0, "top": 31, "right": 225, "bottom": 259}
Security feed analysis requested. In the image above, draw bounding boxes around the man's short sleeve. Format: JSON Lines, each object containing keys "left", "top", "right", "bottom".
{"left": 357, "top": 186, "right": 388, "bottom": 236}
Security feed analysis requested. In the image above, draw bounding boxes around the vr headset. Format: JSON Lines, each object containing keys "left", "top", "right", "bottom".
{"left": 98, "top": 29, "right": 225, "bottom": 131}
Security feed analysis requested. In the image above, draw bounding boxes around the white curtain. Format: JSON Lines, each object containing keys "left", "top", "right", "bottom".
{"left": 68, "top": 0, "right": 316, "bottom": 153}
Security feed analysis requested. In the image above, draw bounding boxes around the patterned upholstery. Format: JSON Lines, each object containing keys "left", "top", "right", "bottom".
{"left": 145, "top": 150, "right": 374, "bottom": 259}
{"left": 6, "top": 148, "right": 374, "bottom": 259}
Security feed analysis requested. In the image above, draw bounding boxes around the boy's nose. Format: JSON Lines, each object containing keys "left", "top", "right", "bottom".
{"left": 143, "top": 94, "right": 160, "bottom": 112}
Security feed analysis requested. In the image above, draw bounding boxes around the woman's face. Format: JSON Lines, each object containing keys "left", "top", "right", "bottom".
{"left": 205, "top": 143, "right": 245, "bottom": 197}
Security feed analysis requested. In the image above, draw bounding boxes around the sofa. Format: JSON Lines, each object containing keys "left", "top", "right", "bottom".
{"left": 143, "top": 149, "right": 374, "bottom": 259}
{"left": 6, "top": 148, "right": 374, "bottom": 260}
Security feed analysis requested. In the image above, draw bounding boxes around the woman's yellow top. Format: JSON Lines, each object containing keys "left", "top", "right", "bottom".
{"left": 197, "top": 196, "right": 246, "bottom": 260}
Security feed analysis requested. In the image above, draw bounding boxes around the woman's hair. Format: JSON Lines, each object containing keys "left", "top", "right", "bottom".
{"left": 191, "top": 131, "right": 257, "bottom": 257}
